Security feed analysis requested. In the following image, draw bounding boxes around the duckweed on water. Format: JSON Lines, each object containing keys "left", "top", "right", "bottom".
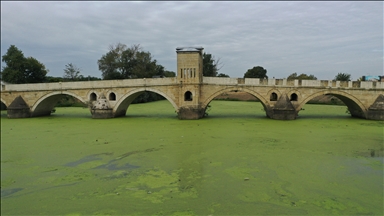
{"left": 1, "top": 100, "right": 383, "bottom": 215}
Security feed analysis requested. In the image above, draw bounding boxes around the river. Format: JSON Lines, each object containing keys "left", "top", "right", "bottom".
{"left": 1, "top": 100, "right": 383, "bottom": 215}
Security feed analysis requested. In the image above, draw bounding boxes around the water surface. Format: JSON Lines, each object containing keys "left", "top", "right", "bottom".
{"left": 1, "top": 100, "right": 383, "bottom": 215}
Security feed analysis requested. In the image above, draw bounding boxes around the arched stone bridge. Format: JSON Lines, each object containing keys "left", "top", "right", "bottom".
{"left": 1, "top": 47, "right": 383, "bottom": 120}
{"left": 1, "top": 77, "right": 383, "bottom": 120}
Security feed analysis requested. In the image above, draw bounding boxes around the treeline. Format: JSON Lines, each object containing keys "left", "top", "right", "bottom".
{"left": 243, "top": 66, "right": 353, "bottom": 81}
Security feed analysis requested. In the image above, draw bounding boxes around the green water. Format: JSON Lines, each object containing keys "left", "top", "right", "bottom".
{"left": 1, "top": 100, "right": 383, "bottom": 215}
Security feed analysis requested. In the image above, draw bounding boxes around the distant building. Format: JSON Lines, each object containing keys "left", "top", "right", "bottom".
{"left": 362, "top": 75, "right": 383, "bottom": 82}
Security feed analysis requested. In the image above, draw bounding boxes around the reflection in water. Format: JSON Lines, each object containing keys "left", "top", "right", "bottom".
{"left": 1, "top": 188, "right": 23, "bottom": 198}
{"left": 94, "top": 163, "right": 139, "bottom": 171}
{"left": 65, "top": 152, "right": 140, "bottom": 171}
{"left": 64, "top": 154, "right": 103, "bottom": 167}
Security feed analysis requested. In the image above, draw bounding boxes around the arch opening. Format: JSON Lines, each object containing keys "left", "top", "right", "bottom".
{"left": 31, "top": 92, "right": 87, "bottom": 117}
{"left": 204, "top": 89, "right": 269, "bottom": 118}
{"left": 114, "top": 89, "right": 178, "bottom": 118}
{"left": 90, "top": 93, "right": 97, "bottom": 101}
{"left": 298, "top": 92, "right": 366, "bottom": 119}
{"left": 290, "top": 93, "right": 298, "bottom": 101}
{"left": 184, "top": 91, "right": 193, "bottom": 101}
{"left": 270, "top": 92, "right": 278, "bottom": 101}
{"left": 109, "top": 92, "right": 116, "bottom": 101}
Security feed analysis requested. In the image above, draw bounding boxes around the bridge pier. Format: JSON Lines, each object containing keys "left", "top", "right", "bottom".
{"left": 366, "top": 94, "right": 384, "bottom": 120}
{"left": 7, "top": 96, "right": 31, "bottom": 118}
{"left": 178, "top": 106, "right": 205, "bottom": 120}
{"left": 270, "top": 109, "right": 298, "bottom": 120}
{"left": 268, "top": 94, "right": 298, "bottom": 120}
{"left": 90, "top": 94, "right": 114, "bottom": 119}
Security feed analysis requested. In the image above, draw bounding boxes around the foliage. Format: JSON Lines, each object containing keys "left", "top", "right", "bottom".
{"left": 217, "top": 73, "right": 230, "bottom": 77}
{"left": 45, "top": 75, "right": 101, "bottom": 83}
{"left": 203, "top": 52, "right": 223, "bottom": 77}
{"left": 334, "top": 73, "right": 351, "bottom": 81}
{"left": 1, "top": 45, "right": 48, "bottom": 84}
{"left": 55, "top": 95, "right": 86, "bottom": 107}
{"left": 204, "top": 104, "right": 211, "bottom": 117}
{"left": 163, "top": 70, "right": 176, "bottom": 77}
{"left": 97, "top": 43, "right": 164, "bottom": 80}
{"left": 243, "top": 66, "right": 268, "bottom": 79}
{"left": 77, "top": 75, "right": 102, "bottom": 81}
{"left": 132, "top": 92, "right": 165, "bottom": 104}
{"left": 63, "top": 63, "right": 81, "bottom": 81}
{"left": 97, "top": 43, "right": 173, "bottom": 104}
{"left": 287, "top": 73, "right": 317, "bottom": 80}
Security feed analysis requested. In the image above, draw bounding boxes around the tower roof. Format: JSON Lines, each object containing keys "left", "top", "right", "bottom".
{"left": 176, "top": 47, "right": 204, "bottom": 52}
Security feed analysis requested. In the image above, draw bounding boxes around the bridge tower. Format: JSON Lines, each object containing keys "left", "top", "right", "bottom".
{"left": 176, "top": 47, "right": 205, "bottom": 119}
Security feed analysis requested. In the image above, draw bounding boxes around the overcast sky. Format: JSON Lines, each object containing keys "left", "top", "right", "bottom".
{"left": 1, "top": 1, "right": 383, "bottom": 80}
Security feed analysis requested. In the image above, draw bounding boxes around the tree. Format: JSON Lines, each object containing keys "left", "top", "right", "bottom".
{"left": 334, "top": 73, "right": 351, "bottom": 81}
{"left": 46, "top": 75, "right": 101, "bottom": 83}
{"left": 244, "top": 66, "right": 268, "bottom": 79}
{"left": 163, "top": 70, "right": 176, "bottom": 77}
{"left": 1, "top": 45, "right": 48, "bottom": 84}
{"left": 97, "top": 43, "right": 163, "bottom": 80}
{"left": 287, "top": 73, "right": 317, "bottom": 80}
{"left": 203, "top": 52, "right": 223, "bottom": 77}
{"left": 63, "top": 63, "right": 81, "bottom": 81}
{"left": 217, "top": 73, "right": 229, "bottom": 77}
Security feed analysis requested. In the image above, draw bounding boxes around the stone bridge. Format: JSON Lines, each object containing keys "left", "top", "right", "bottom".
{"left": 1, "top": 47, "right": 383, "bottom": 120}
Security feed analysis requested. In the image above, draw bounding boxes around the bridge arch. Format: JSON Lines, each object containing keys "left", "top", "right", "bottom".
{"left": 202, "top": 87, "right": 270, "bottom": 111}
{"left": 113, "top": 87, "right": 178, "bottom": 117}
{"left": 298, "top": 90, "right": 367, "bottom": 118}
{"left": 31, "top": 91, "right": 87, "bottom": 117}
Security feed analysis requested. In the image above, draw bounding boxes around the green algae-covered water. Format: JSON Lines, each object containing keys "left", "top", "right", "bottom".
{"left": 1, "top": 100, "right": 383, "bottom": 215}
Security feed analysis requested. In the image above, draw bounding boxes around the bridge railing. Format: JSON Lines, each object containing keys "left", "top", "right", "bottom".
{"left": 202, "top": 77, "right": 384, "bottom": 89}
{"left": 1, "top": 77, "right": 383, "bottom": 91}
{"left": 1, "top": 77, "right": 178, "bottom": 91}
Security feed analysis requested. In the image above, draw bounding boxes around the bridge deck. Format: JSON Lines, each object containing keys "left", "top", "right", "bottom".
{"left": 2, "top": 77, "right": 383, "bottom": 92}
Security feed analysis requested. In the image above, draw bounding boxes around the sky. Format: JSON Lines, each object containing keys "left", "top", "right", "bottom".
{"left": 1, "top": 1, "right": 383, "bottom": 80}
